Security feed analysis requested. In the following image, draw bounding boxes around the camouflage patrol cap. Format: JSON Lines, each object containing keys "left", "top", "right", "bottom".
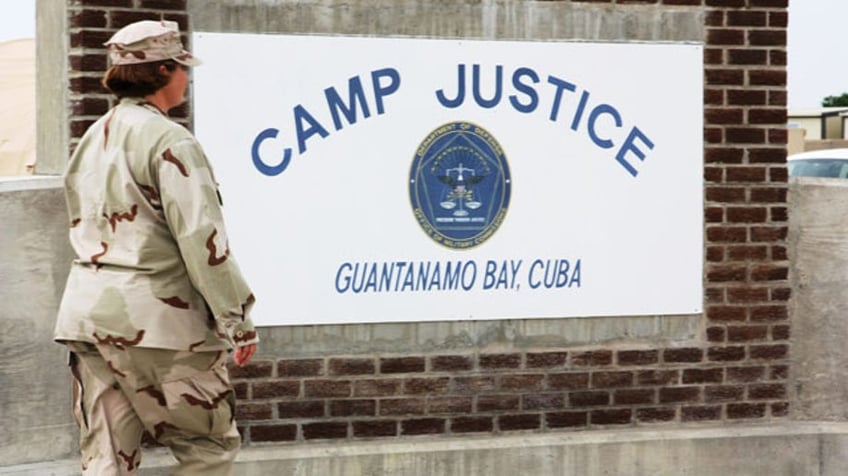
{"left": 105, "top": 20, "right": 201, "bottom": 67}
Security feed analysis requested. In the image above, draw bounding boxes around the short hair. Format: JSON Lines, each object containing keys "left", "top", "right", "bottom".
{"left": 101, "top": 59, "right": 181, "bottom": 98}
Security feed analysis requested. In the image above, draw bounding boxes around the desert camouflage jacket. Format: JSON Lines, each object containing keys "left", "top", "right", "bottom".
{"left": 54, "top": 97, "right": 258, "bottom": 352}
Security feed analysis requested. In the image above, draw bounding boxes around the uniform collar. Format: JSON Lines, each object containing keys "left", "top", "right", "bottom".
{"left": 119, "top": 97, "right": 166, "bottom": 115}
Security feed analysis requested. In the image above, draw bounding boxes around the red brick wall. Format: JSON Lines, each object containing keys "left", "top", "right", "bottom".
{"left": 67, "top": 0, "right": 789, "bottom": 444}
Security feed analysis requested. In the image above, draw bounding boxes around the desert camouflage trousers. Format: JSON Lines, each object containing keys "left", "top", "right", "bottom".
{"left": 65, "top": 341, "right": 241, "bottom": 475}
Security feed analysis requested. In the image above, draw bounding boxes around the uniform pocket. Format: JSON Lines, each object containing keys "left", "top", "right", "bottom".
{"left": 161, "top": 365, "right": 235, "bottom": 437}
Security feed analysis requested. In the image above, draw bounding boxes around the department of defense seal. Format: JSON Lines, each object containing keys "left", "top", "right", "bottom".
{"left": 409, "top": 121, "right": 511, "bottom": 249}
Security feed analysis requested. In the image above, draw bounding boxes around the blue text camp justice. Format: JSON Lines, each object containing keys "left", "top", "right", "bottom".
{"left": 251, "top": 64, "right": 655, "bottom": 177}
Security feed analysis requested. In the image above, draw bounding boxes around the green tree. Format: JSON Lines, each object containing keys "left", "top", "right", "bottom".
{"left": 822, "top": 93, "right": 848, "bottom": 107}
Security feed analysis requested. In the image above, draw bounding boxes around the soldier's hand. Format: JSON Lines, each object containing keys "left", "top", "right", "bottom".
{"left": 233, "top": 343, "right": 256, "bottom": 367}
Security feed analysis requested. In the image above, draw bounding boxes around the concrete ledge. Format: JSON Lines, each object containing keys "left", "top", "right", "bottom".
{"left": 0, "top": 174, "right": 62, "bottom": 192}
{"left": 4, "top": 422, "right": 848, "bottom": 475}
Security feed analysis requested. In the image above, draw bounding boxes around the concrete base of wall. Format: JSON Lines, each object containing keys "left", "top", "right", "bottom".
{"left": 4, "top": 422, "right": 846, "bottom": 476}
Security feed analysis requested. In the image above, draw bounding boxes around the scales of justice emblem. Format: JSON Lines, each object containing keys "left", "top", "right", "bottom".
{"left": 409, "top": 121, "right": 511, "bottom": 249}
{"left": 437, "top": 162, "right": 485, "bottom": 216}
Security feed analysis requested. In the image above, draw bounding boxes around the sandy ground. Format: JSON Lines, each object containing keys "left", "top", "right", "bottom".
{"left": 0, "top": 38, "right": 35, "bottom": 176}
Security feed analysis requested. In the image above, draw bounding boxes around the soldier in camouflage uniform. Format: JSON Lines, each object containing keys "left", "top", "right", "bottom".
{"left": 54, "top": 20, "right": 258, "bottom": 475}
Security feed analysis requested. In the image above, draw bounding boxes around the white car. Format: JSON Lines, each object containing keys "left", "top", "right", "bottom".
{"left": 788, "top": 148, "right": 848, "bottom": 178}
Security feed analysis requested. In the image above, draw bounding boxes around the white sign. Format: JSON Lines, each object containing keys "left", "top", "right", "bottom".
{"left": 193, "top": 33, "right": 703, "bottom": 326}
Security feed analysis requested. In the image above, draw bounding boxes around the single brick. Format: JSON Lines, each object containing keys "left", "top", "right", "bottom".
{"left": 659, "top": 387, "right": 700, "bottom": 404}
{"left": 727, "top": 403, "right": 767, "bottom": 419}
{"left": 498, "top": 414, "right": 541, "bottom": 431}
{"left": 353, "top": 379, "right": 402, "bottom": 397}
{"left": 431, "top": 355, "right": 473, "bottom": 372}
{"left": 616, "top": 350, "right": 659, "bottom": 366}
{"left": 278, "top": 359, "right": 323, "bottom": 377}
{"left": 329, "top": 358, "right": 375, "bottom": 376}
{"left": 726, "top": 248, "right": 769, "bottom": 262}
{"left": 546, "top": 411, "right": 588, "bottom": 428}
{"left": 569, "top": 391, "right": 609, "bottom": 407}
{"left": 404, "top": 377, "right": 450, "bottom": 395}
{"left": 353, "top": 420, "right": 397, "bottom": 438}
{"left": 706, "top": 28, "right": 744, "bottom": 45}
{"left": 749, "top": 70, "right": 787, "bottom": 87}
{"left": 727, "top": 325, "right": 769, "bottom": 342}
{"left": 727, "top": 366, "right": 766, "bottom": 383}
{"left": 451, "top": 416, "right": 493, "bottom": 433}
{"left": 706, "top": 327, "right": 726, "bottom": 343}
{"left": 499, "top": 374, "right": 545, "bottom": 392}
{"left": 380, "top": 398, "right": 426, "bottom": 416}
{"left": 451, "top": 376, "right": 497, "bottom": 394}
{"left": 728, "top": 49, "right": 768, "bottom": 66}
{"left": 304, "top": 380, "right": 351, "bottom": 398}
{"left": 749, "top": 344, "right": 788, "bottom": 360}
{"left": 523, "top": 393, "right": 566, "bottom": 411}
{"left": 749, "top": 30, "right": 786, "bottom": 47}
{"left": 614, "top": 389, "right": 655, "bottom": 405}
{"left": 253, "top": 381, "right": 300, "bottom": 399}
{"left": 705, "top": 70, "right": 745, "bottom": 87}
{"left": 726, "top": 165, "right": 768, "bottom": 182}
{"left": 682, "top": 368, "right": 724, "bottom": 384}
{"left": 428, "top": 396, "right": 473, "bottom": 414}
{"left": 69, "top": 53, "right": 108, "bottom": 72}
{"left": 477, "top": 394, "right": 520, "bottom": 412}
{"left": 381, "top": 357, "right": 426, "bottom": 374}
{"left": 250, "top": 424, "right": 297, "bottom": 442}
{"left": 401, "top": 418, "right": 445, "bottom": 435}
{"left": 663, "top": 348, "right": 704, "bottom": 363}
{"left": 278, "top": 400, "right": 325, "bottom": 419}
{"left": 590, "top": 409, "right": 632, "bottom": 425}
{"left": 681, "top": 405, "right": 722, "bottom": 422}
{"left": 526, "top": 352, "right": 568, "bottom": 368}
{"left": 727, "top": 284, "right": 768, "bottom": 304}
{"left": 235, "top": 402, "right": 272, "bottom": 421}
{"left": 637, "top": 370, "right": 679, "bottom": 386}
{"left": 69, "top": 9, "right": 107, "bottom": 28}
{"left": 303, "top": 421, "right": 348, "bottom": 440}
{"left": 704, "top": 385, "right": 745, "bottom": 403}
{"left": 70, "top": 30, "right": 115, "bottom": 49}
{"left": 636, "top": 407, "right": 677, "bottom": 423}
{"left": 727, "top": 89, "right": 767, "bottom": 107}
{"left": 706, "top": 147, "right": 744, "bottom": 164}
{"left": 71, "top": 97, "right": 110, "bottom": 116}
{"left": 748, "top": 383, "right": 786, "bottom": 400}
{"left": 591, "top": 371, "right": 634, "bottom": 388}
{"left": 571, "top": 350, "right": 613, "bottom": 367}
{"left": 330, "top": 399, "right": 377, "bottom": 417}
{"left": 727, "top": 10, "right": 767, "bottom": 27}
{"left": 707, "top": 346, "right": 746, "bottom": 362}
{"left": 751, "top": 305, "right": 788, "bottom": 321}
{"left": 548, "top": 372, "right": 589, "bottom": 390}
{"left": 479, "top": 353, "right": 522, "bottom": 370}
{"left": 749, "top": 109, "right": 787, "bottom": 125}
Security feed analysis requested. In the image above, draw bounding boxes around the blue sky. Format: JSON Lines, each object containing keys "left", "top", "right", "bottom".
{"left": 0, "top": 1, "right": 841, "bottom": 109}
